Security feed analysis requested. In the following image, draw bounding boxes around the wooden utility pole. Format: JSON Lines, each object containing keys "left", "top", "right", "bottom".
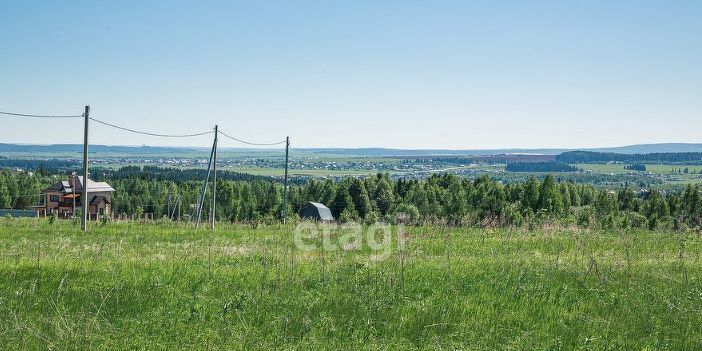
{"left": 81, "top": 106, "right": 90, "bottom": 232}
{"left": 282, "top": 136, "right": 289, "bottom": 224}
{"left": 196, "top": 129, "right": 216, "bottom": 228}
{"left": 72, "top": 172, "right": 76, "bottom": 216}
{"left": 211, "top": 125, "right": 218, "bottom": 230}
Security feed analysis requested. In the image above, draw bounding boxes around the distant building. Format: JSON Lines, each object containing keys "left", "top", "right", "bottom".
{"left": 299, "top": 201, "right": 334, "bottom": 222}
{"left": 35, "top": 173, "right": 115, "bottom": 219}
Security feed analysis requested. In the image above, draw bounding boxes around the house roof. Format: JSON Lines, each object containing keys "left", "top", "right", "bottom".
{"left": 302, "top": 201, "right": 334, "bottom": 221}
{"left": 43, "top": 176, "right": 115, "bottom": 194}
{"left": 77, "top": 176, "right": 115, "bottom": 192}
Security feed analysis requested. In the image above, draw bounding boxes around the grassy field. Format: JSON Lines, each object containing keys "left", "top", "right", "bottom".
{"left": 576, "top": 163, "right": 702, "bottom": 175}
{"left": 1, "top": 220, "right": 701, "bottom": 350}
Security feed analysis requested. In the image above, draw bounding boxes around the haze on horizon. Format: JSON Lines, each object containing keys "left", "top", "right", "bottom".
{"left": 1, "top": 1, "right": 700, "bottom": 150}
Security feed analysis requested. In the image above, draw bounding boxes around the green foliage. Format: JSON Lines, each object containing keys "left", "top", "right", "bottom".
{"left": 135, "top": 206, "right": 144, "bottom": 220}
{"left": 506, "top": 162, "right": 578, "bottom": 172}
{"left": 388, "top": 203, "right": 420, "bottom": 224}
{"left": 557, "top": 150, "right": 702, "bottom": 163}
{"left": 330, "top": 186, "right": 356, "bottom": 219}
{"left": 0, "top": 167, "right": 701, "bottom": 231}
{"left": 538, "top": 174, "right": 563, "bottom": 214}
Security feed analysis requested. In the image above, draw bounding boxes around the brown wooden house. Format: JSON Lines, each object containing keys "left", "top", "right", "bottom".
{"left": 36, "top": 174, "right": 115, "bottom": 219}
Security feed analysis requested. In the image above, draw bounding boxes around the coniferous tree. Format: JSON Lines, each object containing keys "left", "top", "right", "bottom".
{"left": 374, "top": 176, "right": 395, "bottom": 216}
{"left": 539, "top": 174, "right": 563, "bottom": 214}
{"left": 330, "top": 187, "right": 356, "bottom": 219}
{"left": 349, "top": 178, "right": 371, "bottom": 219}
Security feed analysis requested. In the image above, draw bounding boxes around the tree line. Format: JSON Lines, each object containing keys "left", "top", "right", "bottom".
{"left": 556, "top": 151, "right": 702, "bottom": 164}
{"left": 1, "top": 167, "right": 701, "bottom": 231}
{"left": 505, "top": 162, "right": 578, "bottom": 172}
{"left": 625, "top": 164, "right": 647, "bottom": 171}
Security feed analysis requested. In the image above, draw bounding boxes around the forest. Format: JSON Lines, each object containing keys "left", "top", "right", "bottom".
{"left": 505, "top": 162, "right": 578, "bottom": 172}
{"left": 556, "top": 151, "right": 702, "bottom": 164}
{"left": 1, "top": 166, "right": 701, "bottom": 230}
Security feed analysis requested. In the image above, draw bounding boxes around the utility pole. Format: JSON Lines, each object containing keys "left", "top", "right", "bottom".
{"left": 72, "top": 172, "right": 76, "bottom": 216}
{"left": 282, "top": 136, "right": 289, "bottom": 224}
{"left": 196, "top": 129, "right": 216, "bottom": 228}
{"left": 211, "top": 125, "right": 218, "bottom": 230}
{"left": 81, "top": 106, "right": 89, "bottom": 232}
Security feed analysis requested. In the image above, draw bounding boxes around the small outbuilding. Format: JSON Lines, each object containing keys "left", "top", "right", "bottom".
{"left": 299, "top": 201, "right": 334, "bottom": 222}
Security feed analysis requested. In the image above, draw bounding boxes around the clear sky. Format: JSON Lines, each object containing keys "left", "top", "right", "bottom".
{"left": 1, "top": 0, "right": 700, "bottom": 149}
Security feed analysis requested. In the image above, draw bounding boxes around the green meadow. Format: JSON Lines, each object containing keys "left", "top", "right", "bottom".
{"left": 1, "top": 219, "right": 701, "bottom": 350}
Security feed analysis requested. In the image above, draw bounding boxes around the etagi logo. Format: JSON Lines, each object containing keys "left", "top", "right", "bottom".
{"left": 293, "top": 220, "right": 406, "bottom": 261}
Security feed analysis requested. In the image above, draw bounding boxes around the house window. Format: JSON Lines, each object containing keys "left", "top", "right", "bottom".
{"left": 50, "top": 195, "right": 60, "bottom": 202}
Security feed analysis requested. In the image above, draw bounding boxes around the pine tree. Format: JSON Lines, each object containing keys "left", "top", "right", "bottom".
{"left": 330, "top": 187, "right": 356, "bottom": 219}
{"left": 0, "top": 177, "right": 10, "bottom": 208}
{"left": 374, "top": 176, "right": 395, "bottom": 216}
{"left": 349, "top": 178, "right": 371, "bottom": 219}
{"left": 538, "top": 174, "right": 563, "bottom": 214}
{"left": 522, "top": 177, "right": 540, "bottom": 213}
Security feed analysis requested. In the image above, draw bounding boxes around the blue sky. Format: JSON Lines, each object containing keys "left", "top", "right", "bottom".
{"left": 1, "top": 0, "right": 700, "bottom": 149}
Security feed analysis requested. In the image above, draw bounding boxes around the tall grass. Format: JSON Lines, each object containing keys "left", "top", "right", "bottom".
{"left": 0, "top": 219, "right": 700, "bottom": 350}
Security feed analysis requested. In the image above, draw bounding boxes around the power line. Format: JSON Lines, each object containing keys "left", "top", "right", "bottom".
{"left": 89, "top": 117, "right": 214, "bottom": 138}
{"left": 0, "top": 111, "right": 83, "bottom": 118}
{"left": 218, "top": 129, "right": 286, "bottom": 146}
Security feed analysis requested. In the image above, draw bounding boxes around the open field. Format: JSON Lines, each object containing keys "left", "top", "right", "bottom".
{"left": 576, "top": 163, "right": 702, "bottom": 175}
{"left": 1, "top": 220, "right": 701, "bottom": 349}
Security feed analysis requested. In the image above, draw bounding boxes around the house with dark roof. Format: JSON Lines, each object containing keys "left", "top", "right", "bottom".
{"left": 299, "top": 201, "right": 334, "bottom": 222}
{"left": 36, "top": 173, "right": 115, "bottom": 219}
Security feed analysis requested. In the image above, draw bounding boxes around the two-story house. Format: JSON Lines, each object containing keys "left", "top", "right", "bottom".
{"left": 37, "top": 173, "right": 115, "bottom": 219}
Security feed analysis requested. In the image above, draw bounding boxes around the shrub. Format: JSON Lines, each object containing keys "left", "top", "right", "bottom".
{"left": 388, "top": 203, "right": 420, "bottom": 225}
{"left": 576, "top": 206, "right": 594, "bottom": 228}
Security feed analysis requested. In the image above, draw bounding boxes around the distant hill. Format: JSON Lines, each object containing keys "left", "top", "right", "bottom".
{"left": 556, "top": 151, "right": 702, "bottom": 164}
{"left": 1, "top": 143, "right": 702, "bottom": 157}
{"left": 592, "top": 143, "right": 702, "bottom": 154}
{"left": 296, "top": 148, "right": 569, "bottom": 157}
{"left": 297, "top": 143, "right": 702, "bottom": 156}
{"left": 0, "top": 143, "right": 197, "bottom": 154}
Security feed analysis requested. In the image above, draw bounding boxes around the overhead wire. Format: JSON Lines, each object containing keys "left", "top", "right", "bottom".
{"left": 89, "top": 117, "right": 214, "bottom": 138}
{"left": 218, "top": 129, "right": 287, "bottom": 146}
{"left": 0, "top": 111, "right": 83, "bottom": 118}
{"left": 2, "top": 109, "right": 285, "bottom": 142}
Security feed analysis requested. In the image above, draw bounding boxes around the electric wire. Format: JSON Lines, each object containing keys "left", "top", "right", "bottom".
{"left": 0, "top": 111, "right": 83, "bottom": 118}
{"left": 89, "top": 117, "right": 214, "bottom": 138}
{"left": 218, "top": 129, "right": 286, "bottom": 146}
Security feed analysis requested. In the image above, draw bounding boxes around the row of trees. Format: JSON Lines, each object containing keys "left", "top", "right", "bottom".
{"left": 556, "top": 151, "right": 702, "bottom": 164}
{"left": 107, "top": 172, "right": 702, "bottom": 230}
{"left": 505, "top": 162, "right": 578, "bottom": 172}
{"left": 625, "top": 164, "right": 647, "bottom": 171}
{"left": 1, "top": 167, "right": 702, "bottom": 230}
{"left": 0, "top": 170, "right": 49, "bottom": 209}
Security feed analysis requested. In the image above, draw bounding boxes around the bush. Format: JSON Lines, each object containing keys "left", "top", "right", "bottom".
{"left": 387, "top": 203, "right": 420, "bottom": 225}
{"left": 339, "top": 209, "right": 356, "bottom": 223}
{"left": 627, "top": 212, "right": 648, "bottom": 229}
{"left": 576, "top": 206, "right": 594, "bottom": 228}
{"left": 503, "top": 203, "right": 524, "bottom": 227}
{"left": 364, "top": 209, "right": 380, "bottom": 225}
{"left": 135, "top": 206, "right": 144, "bottom": 221}
{"left": 600, "top": 214, "right": 616, "bottom": 230}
